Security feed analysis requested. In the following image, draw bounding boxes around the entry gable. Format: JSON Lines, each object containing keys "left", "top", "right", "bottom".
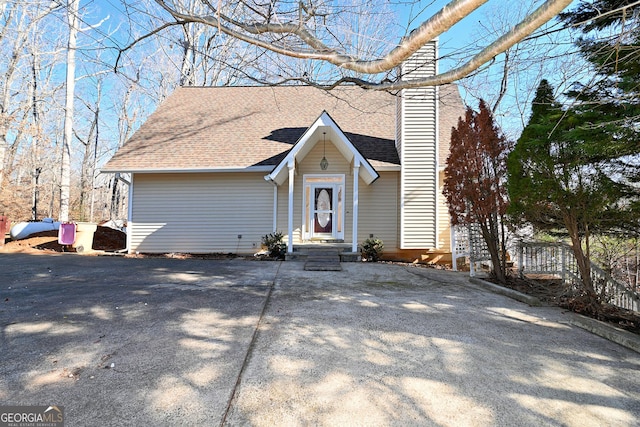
{"left": 265, "top": 111, "right": 380, "bottom": 186}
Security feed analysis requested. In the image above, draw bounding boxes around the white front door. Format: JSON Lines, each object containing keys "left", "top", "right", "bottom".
{"left": 312, "top": 186, "right": 335, "bottom": 239}
{"left": 303, "top": 175, "right": 345, "bottom": 241}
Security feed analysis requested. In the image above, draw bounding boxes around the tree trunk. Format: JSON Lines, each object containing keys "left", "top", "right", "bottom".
{"left": 60, "top": 0, "right": 79, "bottom": 222}
{"left": 79, "top": 138, "right": 91, "bottom": 220}
{"left": 479, "top": 218, "right": 506, "bottom": 284}
{"left": 564, "top": 212, "right": 599, "bottom": 312}
{"left": 79, "top": 92, "right": 99, "bottom": 221}
{"left": 0, "top": 129, "right": 6, "bottom": 192}
{"left": 110, "top": 176, "right": 119, "bottom": 219}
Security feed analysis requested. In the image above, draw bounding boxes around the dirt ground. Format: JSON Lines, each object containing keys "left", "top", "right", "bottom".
{"left": 494, "top": 275, "right": 640, "bottom": 335}
{"left": 0, "top": 226, "right": 126, "bottom": 254}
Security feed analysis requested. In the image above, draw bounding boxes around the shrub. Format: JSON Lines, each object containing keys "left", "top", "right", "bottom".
{"left": 262, "top": 232, "right": 286, "bottom": 260}
{"left": 361, "top": 237, "right": 384, "bottom": 262}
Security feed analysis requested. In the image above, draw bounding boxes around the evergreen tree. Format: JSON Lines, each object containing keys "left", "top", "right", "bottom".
{"left": 507, "top": 80, "right": 639, "bottom": 313}
{"left": 560, "top": 0, "right": 640, "bottom": 184}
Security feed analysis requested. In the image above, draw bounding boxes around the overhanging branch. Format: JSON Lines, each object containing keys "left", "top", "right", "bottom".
{"left": 138, "top": 0, "right": 574, "bottom": 89}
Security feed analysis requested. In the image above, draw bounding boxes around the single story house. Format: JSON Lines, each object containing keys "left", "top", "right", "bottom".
{"left": 101, "top": 41, "right": 465, "bottom": 261}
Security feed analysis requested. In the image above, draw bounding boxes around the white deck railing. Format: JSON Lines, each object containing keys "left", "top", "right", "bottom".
{"left": 517, "top": 242, "right": 640, "bottom": 313}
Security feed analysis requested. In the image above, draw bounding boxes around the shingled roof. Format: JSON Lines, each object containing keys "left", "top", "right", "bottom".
{"left": 102, "top": 84, "right": 463, "bottom": 173}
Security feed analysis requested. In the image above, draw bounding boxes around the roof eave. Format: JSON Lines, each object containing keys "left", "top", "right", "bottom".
{"left": 99, "top": 166, "right": 275, "bottom": 174}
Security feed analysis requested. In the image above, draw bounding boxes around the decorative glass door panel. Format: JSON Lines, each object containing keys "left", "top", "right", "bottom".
{"left": 314, "top": 188, "right": 333, "bottom": 234}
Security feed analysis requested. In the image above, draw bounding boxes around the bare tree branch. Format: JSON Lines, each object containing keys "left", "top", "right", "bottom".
{"left": 141, "top": 0, "right": 573, "bottom": 89}
{"left": 115, "top": 20, "right": 186, "bottom": 72}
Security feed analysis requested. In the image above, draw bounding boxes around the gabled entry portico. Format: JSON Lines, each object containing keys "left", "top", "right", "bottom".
{"left": 264, "top": 111, "right": 379, "bottom": 254}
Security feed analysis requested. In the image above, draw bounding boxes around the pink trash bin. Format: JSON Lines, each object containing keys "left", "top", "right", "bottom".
{"left": 0, "top": 216, "right": 8, "bottom": 247}
{"left": 58, "top": 222, "right": 76, "bottom": 245}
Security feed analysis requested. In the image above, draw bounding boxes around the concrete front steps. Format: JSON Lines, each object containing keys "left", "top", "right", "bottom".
{"left": 304, "top": 249, "right": 342, "bottom": 271}
{"left": 286, "top": 243, "right": 361, "bottom": 271}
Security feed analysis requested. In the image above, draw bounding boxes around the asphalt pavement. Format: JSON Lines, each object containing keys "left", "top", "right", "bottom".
{"left": 1, "top": 253, "right": 639, "bottom": 426}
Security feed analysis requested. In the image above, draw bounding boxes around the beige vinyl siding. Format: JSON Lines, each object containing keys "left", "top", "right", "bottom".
{"left": 399, "top": 40, "right": 438, "bottom": 249}
{"left": 358, "top": 171, "right": 399, "bottom": 250}
{"left": 130, "top": 172, "right": 272, "bottom": 253}
{"left": 276, "top": 184, "right": 299, "bottom": 244}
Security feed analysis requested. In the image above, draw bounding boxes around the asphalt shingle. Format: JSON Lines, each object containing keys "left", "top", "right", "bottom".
{"left": 102, "top": 85, "right": 463, "bottom": 172}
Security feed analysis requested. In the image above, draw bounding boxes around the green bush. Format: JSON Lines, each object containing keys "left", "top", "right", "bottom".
{"left": 361, "top": 237, "right": 384, "bottom": 262}
{"left": 262, "top": 232, "right": 286, "bottom": 260}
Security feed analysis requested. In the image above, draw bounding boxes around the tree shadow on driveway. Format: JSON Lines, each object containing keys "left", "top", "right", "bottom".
{"left": 1, "top": 255, "right": 639, "bottom": 426}
{"left": 0, "top": 254, "right": 277, "bottom": 425}
{"left": 227, "top": 263, "right": 640, "bottom": 426}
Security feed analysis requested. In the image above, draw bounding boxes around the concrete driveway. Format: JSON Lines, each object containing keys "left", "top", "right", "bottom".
{"left": 1, "top": 253, "right": 639, "bottom": 426}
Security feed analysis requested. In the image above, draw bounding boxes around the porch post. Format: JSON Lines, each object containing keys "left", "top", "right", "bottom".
{"left": 352, "top": 160, "right": 360, "bottom": 253}
{"left": 287, "top": 160, "right": 295, "bottom": 253}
